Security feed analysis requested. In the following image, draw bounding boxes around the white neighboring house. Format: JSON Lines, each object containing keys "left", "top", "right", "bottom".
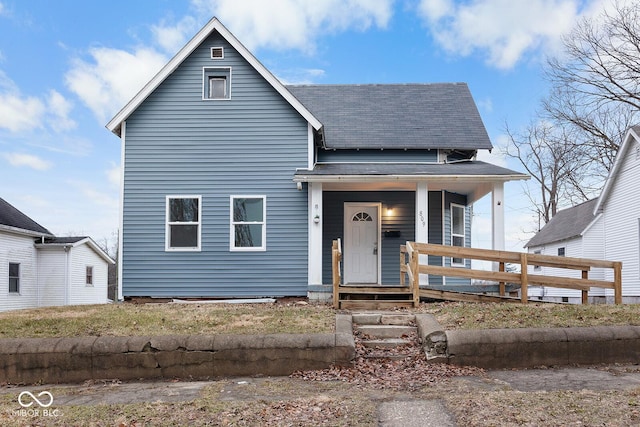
{"left": 0, "top": 197, "right": 114, "bottom": 312}
{"left": 525, "top": 125, "right": 640, "bottom": 303}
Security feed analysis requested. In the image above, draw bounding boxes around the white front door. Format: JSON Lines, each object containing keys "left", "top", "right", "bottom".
{"left": 344, "top": 203, "right": 380, "bottom": 284}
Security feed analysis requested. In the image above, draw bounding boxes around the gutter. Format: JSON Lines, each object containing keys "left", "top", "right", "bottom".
{"left": 293, "top": 174, "right": 530, "bottom": 183}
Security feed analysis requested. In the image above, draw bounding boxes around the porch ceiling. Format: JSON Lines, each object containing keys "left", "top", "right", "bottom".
{"left": 294, "top": 161, "right": 529, "bottom": 203}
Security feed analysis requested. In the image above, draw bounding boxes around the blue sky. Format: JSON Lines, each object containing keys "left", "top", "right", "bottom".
{"left": 0, "top": 0, "right": 619, "bottom": 253}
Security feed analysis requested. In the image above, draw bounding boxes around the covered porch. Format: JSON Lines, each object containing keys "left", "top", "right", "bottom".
{"left": 294, "top": 161, "right": 529, "bottom": 300}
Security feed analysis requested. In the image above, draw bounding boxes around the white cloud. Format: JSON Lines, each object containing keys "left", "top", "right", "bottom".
{"left": 107, "top": 162, "right": 121, "bottom": 187}
{"left": 418, "top": 0, "right": 580, "bottom": 69}
{"left": 0, "top": 92, "right": 45, "bottom": 132}
{"left": 65, "top": 47, "right": 167, "bottom": 123}
{"left": 152, "top": 15, "right": 199, "bottom": 54}
{"left": 47, "top": 89, "right": 76, "bottom": 132}
{"left": 0, "top": 73, "right": 76, "bottom": 133}
{"left": 4, "top": 152, "right": 52, "bottom": 170}
{"left": 180, "top": 0, "right": 394, "bottom": 53}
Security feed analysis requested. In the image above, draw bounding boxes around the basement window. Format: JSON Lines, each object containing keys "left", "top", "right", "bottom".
{"left": 203, "top": 67, "right": 231, "bottom": 100}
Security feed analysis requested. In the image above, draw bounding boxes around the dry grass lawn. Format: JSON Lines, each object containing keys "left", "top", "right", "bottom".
{"left": 0, "top": 300, "right": 639, "bottom": 338}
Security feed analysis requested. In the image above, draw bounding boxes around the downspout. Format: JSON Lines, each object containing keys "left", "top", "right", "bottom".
{"left": 64, "top": 245, "right": 70, "bottom": 306}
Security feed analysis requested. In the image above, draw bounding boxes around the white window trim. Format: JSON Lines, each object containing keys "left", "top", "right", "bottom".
{"left": 202, "top": 67, "right": 232, "bottom": 100}
{"left": 230, "top": 195, "right": 267, "bottom": 252}
{"left": 210, "top": 46, "right": 224, "bottom": 59}
{"left": 8, "top": 262, "right": 20, "bottom": 294}
{"left": 165, "top": 195, "right": 202, "bottom": 252}
{"left": 451, "top": 203, "right": 466, "bottom": 267}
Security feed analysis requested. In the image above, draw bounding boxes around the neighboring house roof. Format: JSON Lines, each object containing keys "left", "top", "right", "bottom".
{"left": 594, "top": 125, "right": 640, "bottom": 214}
{"left": 287, "top": 83, "right": 492, "bottom": 151}
{"left": 294, "top": 161, "right": 526, "bottom": 180}
{"left": 524, "top": 198, "right": 600, "bottom": 248}
{"left": 36, "top": 236, "right": 115, "bottom": 264}
{"left": 0, "top": 197, "right": 53, "bottom": 237}
{"left": 107, "top": 17, "right": 322, "bottom": 136}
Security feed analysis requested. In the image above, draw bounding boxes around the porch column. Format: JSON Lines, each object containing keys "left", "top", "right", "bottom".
{"left": 415, "top": 182, "right": 429, "bottom": 285}
{"left": 308, "top": 182, "right": 323, "bottom": 286}
{"left": 492, "top": 182, "right": 505, "bottom": 270}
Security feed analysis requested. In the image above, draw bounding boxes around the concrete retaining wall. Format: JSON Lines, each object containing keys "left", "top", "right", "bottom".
{"left": 446, "top": 325, "right": 640, "bottom": 369}
{"left": 0, "top": 315, "right": 355, "bottom": 384}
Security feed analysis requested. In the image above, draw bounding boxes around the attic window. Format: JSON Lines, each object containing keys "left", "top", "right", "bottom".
{"left": 210, "top": 47, "right": 224, "bottom": 59}
{"left": 203, "top": 67, "right": 231, "bottom": 100}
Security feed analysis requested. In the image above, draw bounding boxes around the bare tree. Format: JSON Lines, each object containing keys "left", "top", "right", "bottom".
{"left": 504, "top": 121, "right": 591, "bottom": 226}
{"left": 505, "top": 1, "right": 640, "bottom": 225}
{"left": 544, "top": 1, "right": 640, "bottom": 174}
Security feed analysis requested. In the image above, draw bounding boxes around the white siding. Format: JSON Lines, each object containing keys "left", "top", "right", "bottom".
{"left": 528, "top": 238, "right": 583, "bottom": 299}
{"left": 581, "top": 214, "right": 606, "bottom": 296}
{"left": 68, "top": 244, "right": 108, "bottom": 305}
{"left": 0, "top": 232, "right": 38, "bottom": 312}
{"left": 36, "top": 249, "right": 66, "bottom": 307}
{"left": 601, "top": 139, "right": 640, "bottom": 297}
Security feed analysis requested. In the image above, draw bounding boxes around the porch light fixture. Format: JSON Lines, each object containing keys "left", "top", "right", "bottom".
{"left": 386, "top": 207, "right": 393, "bottom": 216}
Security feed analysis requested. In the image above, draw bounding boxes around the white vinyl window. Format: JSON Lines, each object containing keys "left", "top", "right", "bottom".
{"left": 166, "top": 196, "right": 201, "bottom": 251}
{"left": 203, "top": 67, "right": 231, "bottom": 100}
{"left": 451, "top": 204, "right": 465, "bottom": 266}
{"left": 9, "top": 262, "right": 19, "bottom": 293}
{"left": 86, "top": 266, "right": 94, "bottom": 285}
{"left": 230, "top": 196, "right": 266, "bottom": 251}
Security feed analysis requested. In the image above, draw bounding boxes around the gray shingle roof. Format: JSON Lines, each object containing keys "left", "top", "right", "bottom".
{"left": 286, "top": 83, "right": 493, "bottom": 150}
{"left": 524, "top": 199, "right": 599, "bottom": 248}
{"left": 0, "top": 197, "right": 52, "bottom": 235}
{"left": 294, "top": 161, "right": 526, "bottom": 177}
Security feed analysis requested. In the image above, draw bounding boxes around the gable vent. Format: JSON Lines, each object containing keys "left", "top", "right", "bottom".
{"left": 211, "top": 47, "right": 224, "bottom": 59}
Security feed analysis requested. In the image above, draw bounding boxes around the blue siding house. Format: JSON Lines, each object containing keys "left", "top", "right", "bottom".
{"left": 107, "top": 18, "right": 528, "bottom": 300}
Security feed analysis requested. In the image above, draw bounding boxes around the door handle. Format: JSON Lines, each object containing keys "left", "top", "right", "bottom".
{"left": 373, "top": 243, "right": 378, "bottom": 255}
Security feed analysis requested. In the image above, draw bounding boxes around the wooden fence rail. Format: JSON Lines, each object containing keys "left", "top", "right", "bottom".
{"left": 404, "top": 242, "right": 623, "bottom": 305}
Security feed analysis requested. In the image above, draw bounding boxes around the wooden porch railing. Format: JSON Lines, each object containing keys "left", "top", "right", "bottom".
{"left": 332, "top": 238, "right": 342, "bottom": 308}
{"left": 404, "top": 242, "right": 623, "bottom": 304}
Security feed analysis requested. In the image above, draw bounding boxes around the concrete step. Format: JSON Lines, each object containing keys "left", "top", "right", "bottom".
{"left": 363, "top": 353, "right": 412, "bottom": 361}
{"left": 356, "top": 324, "right": 417, "bottom": 339}
{"left": 352, "top": 313, "right": 416, "bottom": 326}
{"left": 339, "top": 300, "right": 414, "bottom": 310}
{"left": 361, "top": 338, "right": 412, "bottom": 349}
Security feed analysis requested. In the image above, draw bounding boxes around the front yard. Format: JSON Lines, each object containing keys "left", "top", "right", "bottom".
{"left": 0, "top": 300, "right": 639, "bottom": 338}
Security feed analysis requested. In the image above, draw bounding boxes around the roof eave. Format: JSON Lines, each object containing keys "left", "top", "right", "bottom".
{"left": 106, "top": 17, "right": 322, "bottom": 137}
{"left": 0, "top": 224, "right": 54, "bottom": 238}
{"left": 35, "top": 237, "right": 115, "bottom": 264}
{"left": 293, "top": 173, "right": 529, "bottom": 183}
{"left": 593, "top": 126, "right": 640, "bottom": 214}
